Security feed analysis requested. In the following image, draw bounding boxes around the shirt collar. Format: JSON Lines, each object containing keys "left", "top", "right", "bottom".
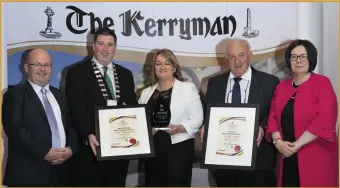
{"left": 28, "top": 79, "right": 50, "bottom": 94}
{"left": 92, "top": 57, "right": 113, "bottom": 70}
{"left": 229, "top": 65, "right": 252, "bottom": 81}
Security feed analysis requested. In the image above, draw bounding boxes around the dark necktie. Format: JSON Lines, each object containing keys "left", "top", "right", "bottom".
{"left": 103, "top": 66, "right": 114, "bottom": 98}
{"left": 232, "top": 77, "right": 242, "bottom": 104}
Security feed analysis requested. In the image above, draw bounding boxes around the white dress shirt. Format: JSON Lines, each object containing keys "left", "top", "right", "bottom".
{"left": 225, "top": 66, "right": 252, "bottom": 104}
{"left": 28, "top": 80, "right": 66, "bottom": 148}
{"left": 92, "top": 57, "right": 116, "bottom": 97}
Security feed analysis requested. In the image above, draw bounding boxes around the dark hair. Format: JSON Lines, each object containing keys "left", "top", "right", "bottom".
{"left": 94, "top": 27, "right": 117, "bottom": 44}
{"left": 23, "top": 48, "right": 34, "bottom": 64}
{"left": 285, "top": 39, "right": 317, "bottom": 72}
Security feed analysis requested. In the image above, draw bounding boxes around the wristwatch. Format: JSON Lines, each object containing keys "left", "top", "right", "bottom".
{"left": 273, "top": 138, "right": 282, "bottom": 145}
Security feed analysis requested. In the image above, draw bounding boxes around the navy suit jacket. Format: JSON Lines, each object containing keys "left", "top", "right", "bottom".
{"left": 2, "top": 82, "right": 77, "bottom": 186}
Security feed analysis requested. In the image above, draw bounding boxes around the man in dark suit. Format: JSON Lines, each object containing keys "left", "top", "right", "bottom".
{"left": 200, "top": 39, "right": 279, "bottom": 187}
{"left": 65, "top": 27, "right": 138, "bottom": 186}
{"left": 2, "top": 48, "right": 77, "bottom": 186}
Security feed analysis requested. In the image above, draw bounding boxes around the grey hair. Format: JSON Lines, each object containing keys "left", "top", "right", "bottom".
{"left": 224, "top": 38, "right": 252, "bottom": 56}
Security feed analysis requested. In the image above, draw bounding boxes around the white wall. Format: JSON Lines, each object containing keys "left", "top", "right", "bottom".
{"left": 322, "top": 2, "right": 339, "bottom": 96}
{"left": 322, "top": 2, "right": 339, "bottom": 134}
{"left": 1, "top": 2, "right": 339, "bottom": 186}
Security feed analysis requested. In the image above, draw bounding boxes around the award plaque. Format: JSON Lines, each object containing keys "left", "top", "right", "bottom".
{"left": 94, "top": 105, "right": 155, "bottom": 161}
{"left": 201, "top": 104, "right": 259, "bottom": 170}
{"left": 153, "top": 97, "right": 171, "bottom": 128}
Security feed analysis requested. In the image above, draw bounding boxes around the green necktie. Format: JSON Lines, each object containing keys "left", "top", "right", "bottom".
{"left": 103, "top": 66, "right": 114, "bottom": 98}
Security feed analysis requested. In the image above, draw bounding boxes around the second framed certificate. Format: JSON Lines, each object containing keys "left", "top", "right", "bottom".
{"left": 94, "top": 105, "right": 155, "bottom": 161}
{"left": 201, "top": 104, "right": 259, "bottom": 170}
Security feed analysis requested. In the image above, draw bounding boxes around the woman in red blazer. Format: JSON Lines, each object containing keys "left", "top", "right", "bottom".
{"left": 266, "top": 39, "right": 338, "bottom": 187}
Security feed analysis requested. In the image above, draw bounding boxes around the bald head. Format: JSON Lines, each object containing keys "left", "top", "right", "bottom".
{"left": 27, "top": 48, "right": 51, "bottom": 63}
{"left": 225, "top": 39, "right": 252, "bottom": 77}
{"left": 24, "top": 48, "right": 52, "bottom": 87}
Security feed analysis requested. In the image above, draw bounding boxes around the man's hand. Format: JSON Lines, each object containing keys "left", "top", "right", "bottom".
{"left": 51, "top": 147, "right": 73, "bottom": 165}
{"left": 44, "top": 148, "right": 65, "bottom": 163}
{"left": 256, "top": 127, "right": 264, "bottom": 147}
{"left": 166, "top": 124, "right": 186, "bottom": 135}
{"left": 52, "top": 147, "right": 73, "bottom": 165}
{"left": 89, "top": 134, "right": 100, "bottom": 156}
{"left": 199, "top": 126, "right": 205, "bottom": 143}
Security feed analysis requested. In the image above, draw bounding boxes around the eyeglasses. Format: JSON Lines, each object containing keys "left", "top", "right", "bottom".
{"left": 290, "top": 54, "right": 308, "bottom": 61}
{"left": 28, "top": 63, "right": 52, "bottom": 68}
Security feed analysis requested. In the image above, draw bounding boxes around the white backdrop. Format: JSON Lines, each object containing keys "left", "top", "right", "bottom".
{"left": 1, "top": 2, "right": 339, "bottom": 186}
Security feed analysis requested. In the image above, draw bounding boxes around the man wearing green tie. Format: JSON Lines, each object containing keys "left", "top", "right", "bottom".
{"left": 65, "top": 27, "right": 138, "bottom": 187}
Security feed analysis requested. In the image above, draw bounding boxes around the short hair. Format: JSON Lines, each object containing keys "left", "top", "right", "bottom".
{"left": 94, "top": 27, "right": 117, "bottom": 44}
{"left": 23, "top": 48, "right": 34, "bottom": 64}
{"left": 225, "top": 38, "right": 251, "bottom": 56}
{"left": 150, "top": 49, "right": 185, "bottom": 86}
{"left": 284, "top": 39, "right": 317, "bottom": 72}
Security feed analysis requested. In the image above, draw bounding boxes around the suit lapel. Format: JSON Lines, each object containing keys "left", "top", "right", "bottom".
{"left": 87, "top": 60, "right": 114, "bottom": 103}
{"left": 217, "top": 72, "right": 229, "bottom": 104}
{"left": 25, "top": 82, "right": 48, "bottom": 121}
{"left": 247, "top": 67, "right": 261, "bottom": 104}
{"left": 143, "top": 84, "right": 157, "bottom": 104}
{"left": 169, "top": 79, "right": 180, "bottom": 112}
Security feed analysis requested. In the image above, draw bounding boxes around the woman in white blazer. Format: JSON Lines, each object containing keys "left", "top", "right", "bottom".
{"left": 138, "top": 49, "right": 204, "bottom": 187}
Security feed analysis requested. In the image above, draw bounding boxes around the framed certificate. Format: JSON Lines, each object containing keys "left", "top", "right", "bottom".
{"left": 201, "top": 104, "right": 260, "bottom": 170}
{"left": 94, "top": 104, "right": 155, "bottom": 161}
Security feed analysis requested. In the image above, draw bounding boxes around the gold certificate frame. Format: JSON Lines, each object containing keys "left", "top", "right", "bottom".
{"left": 201, "top": 104, "right": 259, "bottom": 170}
{"left": 94, "top": 105, "right": 155, "bottom": 161}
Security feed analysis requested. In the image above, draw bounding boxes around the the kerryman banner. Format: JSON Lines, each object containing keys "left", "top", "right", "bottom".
{"left": 4, "top": 2, "right": 297, "bottom": 95}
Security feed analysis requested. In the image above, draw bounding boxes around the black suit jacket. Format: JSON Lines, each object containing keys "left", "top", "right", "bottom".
{"left": 2, "top": 82, "right": 77, "bottom": 186}
{"left": 205, "top": 67, "right": 279, "bottom": 170}
{"left": 65, "top": 58, "right": 138, "bottom": 142}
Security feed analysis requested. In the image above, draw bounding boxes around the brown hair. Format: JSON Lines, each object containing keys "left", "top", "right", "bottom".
{"left": 149, "top": 48, "right": 185, "bottom": 86}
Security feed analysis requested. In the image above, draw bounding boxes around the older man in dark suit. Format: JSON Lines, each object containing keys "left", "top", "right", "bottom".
{"left": 65, "top": 27, "right": 138, "bottom": 187}
{"left": 200, "top": 39, "right": 280, "bottom": 187}
{"left": 2, "top": 48, "right": 77, "bottom": 186}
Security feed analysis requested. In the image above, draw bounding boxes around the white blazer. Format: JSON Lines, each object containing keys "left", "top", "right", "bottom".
{"left": 138, "top": 79, "right": 204, "bottom": 144}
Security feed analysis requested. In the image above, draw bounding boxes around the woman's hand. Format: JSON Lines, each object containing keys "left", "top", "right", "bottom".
{"left": 152, "top": 129, "right": 158, "bottom": 136}
{"left": 275, "top": 139, "right": 298, "bottom": 157}
{"left": 166, "top": 124, "right": 186, "bottom": 135}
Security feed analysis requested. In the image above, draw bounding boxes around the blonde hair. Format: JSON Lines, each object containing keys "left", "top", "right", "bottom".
{"left": 149, "top": 48, "right": 185, "bottom": 86}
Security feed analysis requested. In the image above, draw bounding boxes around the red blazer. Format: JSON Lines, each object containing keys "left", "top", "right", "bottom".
{"left": 266, "top": 73, "right": 338, "bottom": 187}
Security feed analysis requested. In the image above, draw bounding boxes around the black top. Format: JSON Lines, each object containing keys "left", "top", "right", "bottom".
{"left": 281, "top": 82, "right": 300, "bottom": 186}
{"left": 147, "top": 87, "right": 173, "bottom": 128}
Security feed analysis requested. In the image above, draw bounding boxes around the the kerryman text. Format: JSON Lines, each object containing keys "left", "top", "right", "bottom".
{"left": 66, "top": 6, "right": 237, "bottom": 40}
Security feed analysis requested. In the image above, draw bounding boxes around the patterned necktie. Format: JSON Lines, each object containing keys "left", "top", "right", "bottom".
{"left": 41, "top": 88, "right": 61, "bottom": 148}
{"left": 103, "top": 66, "right": 114, "bottom": 98}
{"left": 232, "top": 77, "right": 242, "bottom": 104}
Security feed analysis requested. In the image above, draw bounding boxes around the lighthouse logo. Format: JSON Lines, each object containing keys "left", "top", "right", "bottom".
{"left": 242, "top": 8, "right": 259, "bottom": 38}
